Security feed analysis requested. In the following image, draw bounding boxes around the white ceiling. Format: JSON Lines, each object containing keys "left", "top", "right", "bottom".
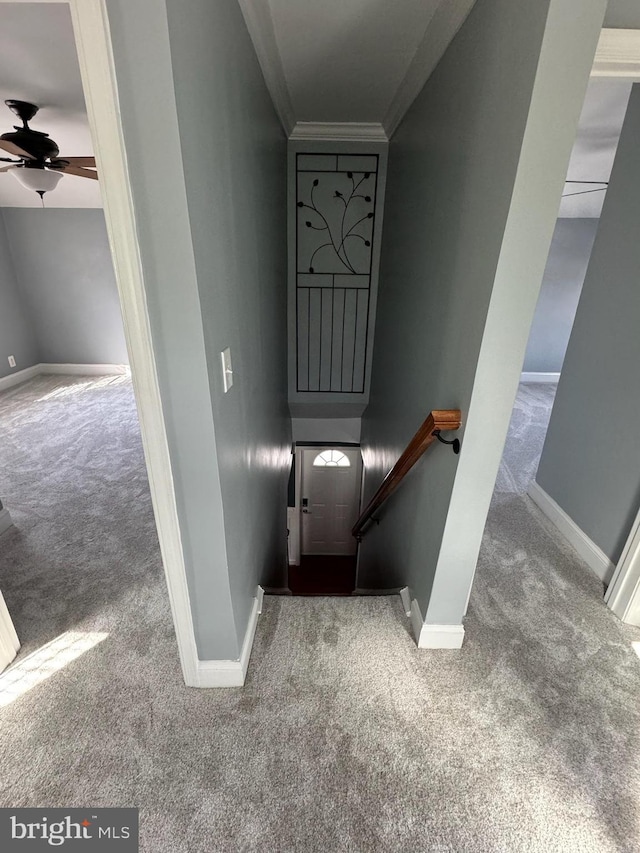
{"left": 559, "top": 78, "right": 633, "bottom": 218}
{"left": 0, "top": 2, "right": 101, "bottom": 208}
{"left": 239, "top": 0, "right": 477, "bottom": 136}
{"left": 269, "top": 0, "right": 442, "bottom": 124}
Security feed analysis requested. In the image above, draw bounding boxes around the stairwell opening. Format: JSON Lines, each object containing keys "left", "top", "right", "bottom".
{"left": 286, "top": 442, "right": 363, "bottom": 595}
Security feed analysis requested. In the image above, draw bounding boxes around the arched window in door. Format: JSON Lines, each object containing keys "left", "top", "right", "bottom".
{"left": 313, "top": 449, "right": 351, "bottom": 468}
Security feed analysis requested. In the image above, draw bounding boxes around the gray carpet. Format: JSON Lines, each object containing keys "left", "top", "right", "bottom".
{"left": 0, "top": 377, "right": 639, "bottom": 852}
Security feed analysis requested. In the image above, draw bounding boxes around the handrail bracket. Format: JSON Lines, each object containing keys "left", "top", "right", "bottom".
{"left": 432, "top": 429, "right": 460, "bottom": 455}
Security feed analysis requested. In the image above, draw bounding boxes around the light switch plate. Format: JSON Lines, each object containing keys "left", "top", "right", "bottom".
{"left": 221, "top": 348, "right": 233, "bottom": 392}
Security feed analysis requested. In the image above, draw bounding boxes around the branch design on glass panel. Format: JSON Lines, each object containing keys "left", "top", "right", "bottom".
{"left": 297, "top": 171, "right": 375, "bottom": 274}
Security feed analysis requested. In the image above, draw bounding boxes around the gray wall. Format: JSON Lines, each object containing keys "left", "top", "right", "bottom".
{"left": 165, "top": 0, "right": 290, "bottom": 622}
{"left": 357, "top": 0, "right": 606, "bottom": 624}
{"left": 604, "top": 0, "right": 640, "bottom": 28}
{"left": 105, "top": 0, "right": 290, "bottom": 660}
{"left": 292, "top": 418, "right": 361, "bottom": 444}
{"left": 523, "top": 218, "right": 599, "bottom": 374}
{"left": 106, "top": 0, "right": 238, "bottom": 660}
{"left": 536, "top": 85, "right": 640, "bottom": 565}
{"left": 0, "top": 215, "right": 39, "bottom": 378}
{"left": 2, "top": 209, "right": 128, "bottom": 366}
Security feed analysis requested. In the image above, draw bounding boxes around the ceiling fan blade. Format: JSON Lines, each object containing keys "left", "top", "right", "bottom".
{"left": 58, "top": 164, "right": 99, "bottom": 181}
{"left": 0, "top": 139, "right": 35, "bottom": 160}
{"left": 59, "top": 156, "right": 96, "bottom": 168}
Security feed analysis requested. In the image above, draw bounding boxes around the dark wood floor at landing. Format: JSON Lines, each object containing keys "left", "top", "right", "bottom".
{"left": 288, "top": 555, "right": 356, "bottom": 595}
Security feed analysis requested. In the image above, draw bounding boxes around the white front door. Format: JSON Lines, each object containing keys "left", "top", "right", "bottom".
{"left": 301, "top": 448, "right": 362, "bottom": 556}
{"left": 0, "top": 590, "right": 20, "bottom": 675}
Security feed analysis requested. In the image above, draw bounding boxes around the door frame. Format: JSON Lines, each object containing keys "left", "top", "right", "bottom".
{"left": 605, "top": 508, "right": 640, "bottom": 626}
{"left": 71, "top": 0, "right": 199, "bottom": 684}
{"left": 0, "top": 0, "right": 200, "bottom": 685}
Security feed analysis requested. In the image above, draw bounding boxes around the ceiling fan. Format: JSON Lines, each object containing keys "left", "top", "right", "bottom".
{"left": 0, "top": 99, "right": 97, "bottom": 199}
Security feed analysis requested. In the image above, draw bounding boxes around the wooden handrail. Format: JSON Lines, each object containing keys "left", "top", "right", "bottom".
{"left": 352, "top": 409, "right": 462, "bottom": 539}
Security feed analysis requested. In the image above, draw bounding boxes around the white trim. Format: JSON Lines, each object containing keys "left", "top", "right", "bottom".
{"left": 384, "top": 23, "right": 640, "bottom": 138}
{"left": 605, "top": 508, "right": 640, "bottom": 626}
{"left": 528, "top": 480, "right": 616, "bottom": 583}
{"left": 0, "top": 365, "right": 41, "bottom": 393}
{"left": 237, "top": 0, "right": 295, "bottom": 135}
{"left": 39, "top": 363, "right": 130, "bottom": 377}
{"left": 381, "top": 9, "right": 637, "bottom": 138}
{"left": 520, "top": 371, "right": 560, "bottom": 384}
{"left": 289, "top": 122, "right": 388, "bottom": 142}
{"left": 0, "top": 508, "right": 13, "bottom": 537}
{"left": 383, "top": 0, "right": 476, "bottom": 137}
{"left": 68, "top": 0, "right": 200, "bottom": 686}
{"left": 195, "top": 592, "right": 262, "bottom": 688}
{"left": 592, "top": 28, "right": 640, "bottom": 78}
{"left": 410, "top": 598, "right": 464, "bottom": 648}
{"left": 399, "top": 586, "right": 412, "bottom": 617}
{"left": 0, "top": 590, "right": 20, "bottom": 675}
{"left": 418, "top": 623, "right": 465, "bottom": 649}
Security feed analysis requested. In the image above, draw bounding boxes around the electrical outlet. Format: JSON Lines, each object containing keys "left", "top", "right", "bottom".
{"left": 220, "top": 348, "right": 233, "bottom": 392}
{"left": 8, "top": 355, "right": 16, "bottom": 368}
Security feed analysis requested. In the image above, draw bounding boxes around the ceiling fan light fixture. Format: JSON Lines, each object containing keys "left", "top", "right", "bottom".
{"left": 12, "top": 166, "right": 63, "bottom": 196}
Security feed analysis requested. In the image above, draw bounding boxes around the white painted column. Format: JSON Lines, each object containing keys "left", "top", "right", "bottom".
{"left": 423, "top": 0, "right": 609, "bottom": 641}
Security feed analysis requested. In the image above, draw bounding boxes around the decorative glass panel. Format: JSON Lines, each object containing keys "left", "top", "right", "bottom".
{"left": 313, "top": 449, "right": 350, "bottom": 468}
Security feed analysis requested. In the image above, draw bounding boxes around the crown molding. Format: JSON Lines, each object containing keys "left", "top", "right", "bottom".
{"left": 383, "top": 0, "right": 476, "bottom": 138}
{"left": 592, "top": 28, "right": 640, "bottom": 77}
{"left": 237, "top": 0, "right": 296, "bottom": 135}
{"left": 289, "top": 122, "right": 388, "bottom": 142}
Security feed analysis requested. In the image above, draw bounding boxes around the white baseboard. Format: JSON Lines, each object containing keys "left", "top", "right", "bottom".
{"left": 0, "top": 363, "right": 130, "bottom": 394}
{"left": 410, "top": 598, "right": 465, "bottom": 649}
{"left": 40, "top": 363, "right": 130, "bottom": 376}
{"left": 399, "top": 586, "right": 411, "bottom": 617}
{"left": 0, "top": 508, "right": 13, "bottom": 537}
{"left": 528, "top": 481, "right": 615, "bottom": 583}
{"left": 0, "top": 589, "right": 20, "bottom": 674}
{"left": 417, "top": 623, "right": 465, "bottom": 649}
{"left": 193, "top": 587, "right": 263, "bottom": 688}
{"left": 520, "top": 372, "right": 560, "bottom": 384}
{"left": 0, "top": 365, "right": 41, "bottom": 392}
